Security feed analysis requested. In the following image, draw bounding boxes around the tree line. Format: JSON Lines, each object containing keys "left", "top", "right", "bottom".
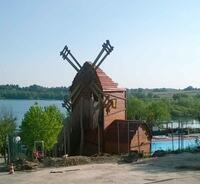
{"left": 0, "top": 84, "right": 69, "bottom": 100}
{"left": 1, "top": 84, "right": 199, "bottom": 102}
{"left": 127, "top": 87, "right": 200, "bottom": 126}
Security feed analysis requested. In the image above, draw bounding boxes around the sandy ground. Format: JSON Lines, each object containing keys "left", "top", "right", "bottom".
{"left": 0, "top": 153, "right": 200, "bottom": 184}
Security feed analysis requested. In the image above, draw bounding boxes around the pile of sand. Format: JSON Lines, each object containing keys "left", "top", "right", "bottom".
{"left": 43, "top": 156, "right": 91, "bottom": 167}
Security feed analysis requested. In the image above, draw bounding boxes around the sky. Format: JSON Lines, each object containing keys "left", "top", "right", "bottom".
{"left": 1, "top": 0, "right": 200, "bottom": 89}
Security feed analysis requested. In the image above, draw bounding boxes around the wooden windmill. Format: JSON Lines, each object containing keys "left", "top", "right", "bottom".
{"left": 60, "top": 40, "right": 127, "bottom": 155}
{"left": 61, "top": 40, "right": 114, "bottom": 112}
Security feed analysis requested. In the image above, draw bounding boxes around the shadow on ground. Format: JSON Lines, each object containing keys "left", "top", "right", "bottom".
{"left": 124, "top": 152, "right": 200, "bottom": 173}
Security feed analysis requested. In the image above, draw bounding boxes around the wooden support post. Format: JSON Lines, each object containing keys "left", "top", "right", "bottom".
{"left": 98, "top": 94, "right": 103, "bottom": 154}
{"left": 63, "top": 124, "right": 66, "bottom": 155}
{"left": 171, "top": 122, "right": 174, "bottom": 151}
{"left": 181, "top": 122, "right": 184, "bottom": 150}
{"left": 67, "top": 116, "right": 71, "bottom": 155}
{"left": 127, "top": 121, "right": 130, "bottom": 153}
{"left": 137, "top": 128, "right": 141, "bottom": 153}
{"left": 80, "top": 97, "right": 84, "bottom": 155}
{"left": 125, "top": 90, "right": 127, "bottom": 120}
{"left": 117, "top": 121, "right": 120, "bottom": 154}
{"left": 67, "top": 126, "right": 70, "bottom": 155}
{"left": 98, "top": 123, "right": 100, "bottom": 155}
{"left": 107, "top": 93, "right": 126, "bottom": 101}
{"left": 178, "top": 121, "right": 180, "bottom": 150}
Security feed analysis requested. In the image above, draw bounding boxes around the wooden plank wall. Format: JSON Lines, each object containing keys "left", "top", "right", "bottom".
{"left": 104, "top": 120, "right": 152, "bottom": 155}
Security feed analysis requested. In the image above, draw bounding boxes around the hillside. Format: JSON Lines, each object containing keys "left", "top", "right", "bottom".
{"left": 128, "top": 86, "right": 200, "bottom": 99}
{"left": 127, "top": 86, "right": 200, "bottom": 122}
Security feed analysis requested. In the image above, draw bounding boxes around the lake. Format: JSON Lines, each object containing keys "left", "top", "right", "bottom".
{"left": 0, "top": 99, "right": 66, "bottom": 127}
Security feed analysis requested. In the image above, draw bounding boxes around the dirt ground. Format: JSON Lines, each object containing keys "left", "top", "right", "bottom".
{"left": 0, "top": 153, "right": 200, "bottom": 184}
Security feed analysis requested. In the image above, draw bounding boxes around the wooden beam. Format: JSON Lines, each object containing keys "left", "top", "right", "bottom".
{"left": 117, "top": 121, "right": 120, "bottom": 154}
{"left": 60, "top": 45, "right": 80, "bottom": 72}
{"left": 125, "top": 90, "right": 127, "bottom": 120}
{"left": 92, "top": 83, "right": 104, "bottom": 96}
{"left": 63, "top": 124, "right": 66, "bottom": 155}
{"left": 67, "top": 121, "right": 71, "bottom": 155}
{"left": 71, "top": 82, "right": 102, "bottom": 106}
{"left": 89, "top": 86, "right": 99, "bottom": 100}
{"left": 71, "top": 85, "right": 85, "bottom": 104}
{"left": 92, "top": 83, "right": 125, "bottom": 114}
{"left": 103, "top": 95, "right": 110, "bottom": 107}
{"left": 62, "top": 97, "right": 72, "bottom": 112}
{"left": 137, "top": 128, "right": 141, "bottom": 153}
{"left": 104, "top": 93, "right": 126, "bottom": 101}
{"left": 89, "top": 82, "right": 102, "bottom": 98}
{"left": 80, "top": 97, "right": 84, "bottom": 155}
{"left": 92, "top": 40, "right": 114, "bottom": 69}
{"left": 95, "top": 52, "right": 109, "bottom": 70}
{"left": 68, "top": 51, "right": 82, "bottom": 69}
{"left": 63, "top": 54, "right": 80, "bottom": 72}
{"left": 92, "top": 47, "right": 105, "bottom": 67}
{"left": 127, "top": 122, "right": 130, "bottom": 153}
{"left": 94, "top": 40, "right": 114, "bottom": 70}
{"left": 104, "top": 108, "right": 126, "bottom": 117}
{"left": 98, "top": 123, "right": 100, "bottom": 155}
{"left": 71, "top": 84, "right": 81, "bottom": 99}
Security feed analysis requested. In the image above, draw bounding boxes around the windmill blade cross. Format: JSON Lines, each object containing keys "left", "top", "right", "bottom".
{"left": 71, "top": 84, "right": 85, "bottom": 104}
{"left": 68, "top": 50, "right": 82, "bottom": 69}
{"left": 60, "top": 45, "right": 81, "bottom": 72}
{"left": 62, "top": 98, "right": 72, "bottom": 112}
{"left": 92, "top": 40, "right": 114, "bottom": 69}
{"left": 92, "top": 47, "right": 105, "bottom": 67}
{"left": 89, "top": 83, "right": 98, "bottom": 96}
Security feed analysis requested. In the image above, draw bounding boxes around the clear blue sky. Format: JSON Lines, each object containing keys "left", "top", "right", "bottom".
{"left": 1, "top": 0, "right": 200, "bottom": 89}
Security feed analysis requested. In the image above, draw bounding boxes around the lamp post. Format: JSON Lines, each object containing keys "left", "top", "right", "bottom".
{"left": 14, "top": 136, "right": 21, "bottom": 159}
{"left": 6, "top": 135, "right": 10, "bottom": 164}
{"left": 14, "top": 136, "right": 21, "bottom": 143}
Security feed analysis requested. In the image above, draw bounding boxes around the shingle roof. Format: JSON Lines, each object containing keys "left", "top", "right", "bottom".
{"left": 70, "top": 62, "right": 125, "bottom": 92}
{"left": 95, "top": 66, "right": 125, "bottom": 92}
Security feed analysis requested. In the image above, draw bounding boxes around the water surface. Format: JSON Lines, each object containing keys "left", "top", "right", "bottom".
{"left": 0, "top": 99, "right": 66, "bottom": 127}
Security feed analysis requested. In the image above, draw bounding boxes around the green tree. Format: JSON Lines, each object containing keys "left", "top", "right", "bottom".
{"left": 0, "top": 108, "right": 16, "bottom": 159}
{"left": 146, "top": 101, "right": 170, "bottom": 127}
{"left": 127, "top": 97, "right": 146, "bottom": 120}
{"left": 20, "top": 104, "right": 63, "bottom": 153}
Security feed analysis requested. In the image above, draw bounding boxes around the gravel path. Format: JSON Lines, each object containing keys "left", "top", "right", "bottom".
{"left": 0, "top": 153, "right": 200, "bottom": 184}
